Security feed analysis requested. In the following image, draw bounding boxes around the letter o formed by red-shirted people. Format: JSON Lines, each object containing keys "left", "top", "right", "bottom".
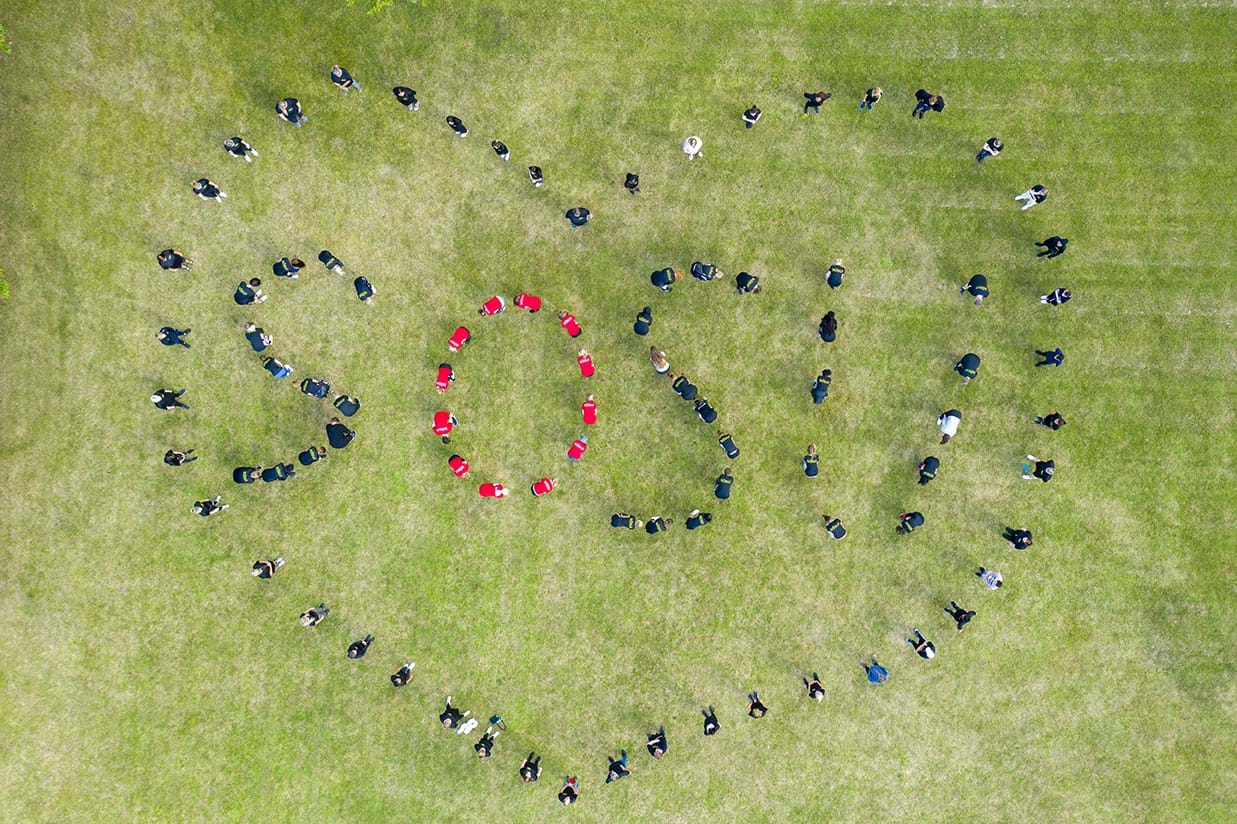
{"left": 431, "top": 294, "right": 598, "bottom": 499}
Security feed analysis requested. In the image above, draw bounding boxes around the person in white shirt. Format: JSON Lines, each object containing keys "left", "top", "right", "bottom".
{"left": 937, "top": 409, "right": 962, "bottom": 443}
{"left": 976, "top": 567, "right": 1003, "bottom": 590}
{"left": 682, "top": 135, "right": 703, "bottom": 160}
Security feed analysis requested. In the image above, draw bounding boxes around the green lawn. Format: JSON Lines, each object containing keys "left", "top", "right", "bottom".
{"left": 1, "top": 1, "right": 1234, "bottom": 821}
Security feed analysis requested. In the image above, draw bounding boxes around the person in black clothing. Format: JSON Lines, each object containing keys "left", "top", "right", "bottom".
{"left": 822, "top": 515, "right": 846, "bottom": 540}
{"left": 955, "top": 352, "right": 981, "bottom": 383}
{"left": 1021, "top": 456, "right": 1055, "bottom": 482}
{"left": 633, "top": 306, "right": 652, "bottom": 336}
{"left": 611, "top": 513, "right": 644, "bottom": 529}
{"left": 944, "top": 601, "right": 975, "bottom": 631}
{"left": 333, "top": 394, "right": 361, "bottom": 417}
{"left": 1035, "top": 348, "right": 1065, "bottom": 367}
{"left": 439, "top": 696, "right": 469, "bottom": 729}
{"left": 299, "top": 603, "right": 330, "bottom": 626}
{"left": 1034, "top": 412, "right": 1066, "bottom": 430}
{"left": 474, "top": 727, "right": 498, "bottom": 758}
{"left": 604, "top": 750, "right": 630, "bottom": 782}
{"left": 318, "top": 249, "right": 345, "bottom": 273}
{"left": 192, "top": 496, "right": 227, "bottom": 517}
{"left": 244, "top": 322, "right": 271, "bottom": 352}
{"left": 645, "top": 516, "right": 672, "bottom": 534}
{"left": 825, "top": 260, "right": 845, "bottom": 289}
{"left": 276, "top": 97, "right": 307, "bottom": 127}
{"left": 331, "top": 65, "right": 360, "bottom": 94}
{"left": 718, "top": 431, "right": 740, "bottom": 458}
{"left": 192, "top": 179, "right": 226, "bottom": 201}
{"left": 157, "top": 327, "right": 191, "bottom": 348}
{"left": 164, "top": 449, "right": 196, "bottom": 466}
{"left": 803, "top": 444, "right": 820, "bottom": 477}
{"left": 234, "top": 278, "right": 266, "bottom": 305}
{"left": 735, "top": 272, "right": 761, "bottom": 294}
{"left": 233, "top": 466, "right": 260, "bottom": 484}
{"left": 1003, "top": 527, "right": 1034, "bottom": 550}
{"left": 819, "top": 311, "right": 837, "bottom": 343}
{"left": 157, "top": 248, "right": 192, "bottom": 271}
{"left": 519, "top": 752, "right": 542, "bottom": 782}
{"left": 491, "top": 140, "right": 510, "bottom": 160}
{"left": 671, "top": 374, "right": 698, "bottom": 401}
{"left": 803, "top": 673, "right": 825, "bottom": 702}
{"left": 686, "top": 509, "right": 712, "bottom": 530}
{"left": 1036, "top": 236, "right": 1068, "bottom": 258}
{"left": 1041, "top": 288, "right": 1072, "bottom": 306}
{"left": 565, "top": 207, "right": 590, "bottom": 227}
{"left": 907, "top": 629, "right": 936, "bottom": 659}
{"left": 917, "top": 456, "right": 939, "bottom": 485}
{"left": 859, "top": 87, "right": 882, "bottom": 110}
{"left": 690, "top": 261, "right": 722, "bottom": 281}
{"left": 326, "top": 417, "right": 355, "bottom": 449}
{"left": 272, "top": 257, "right": 304, "bottom": 279}
{"left": 1015, "top": 184, "right": 1049, "bottom": 210}
{"left": 347, "top": 634, "right": 374, "bottom": 658}
{"left": 896, "top": 511, "right": 925, "bottom": 534}
{"left": 224, "top": 136, "right": 257, "bottom": 162}
{"left": 976, "top": 137, "right": 1003, "bottom": 163}
{"left": 391, "top": 662, "right": 415, "bottom": 687}
{"left": 694, "top": 397, "right": 717, "bottom": 423}
{"left": 624, "top": 172, "right": 639, "bottom": 193}
{"left": 392, "top": 86, "right": 419, "bottom": 110}
{"left": 260, "top": 463, "right": 295, "bottom": 483}
{"left": 558, "top": 776, "right": 579, "bottom": 805}
{"left": 298, "top": 445, "right": 327, "bottom": 466}
{"left": 651, "top": 267, "right": 677, "bottom": 292}
{"left": 301, "top": 377, "right": 331, "bottom": 399}
{"left": 251, "top": 557, "right": 284, "bottom": 579}
{"left": 151, "top": 389, "right": 189, "bottom": 410}
{"left": 811, "top": 369, "right": 831, "bottom": 404}
{"left": 742, "top": 105, "right": 762, "bottom": 128}
{"left": 528, "top": 166, "right": 544, "bottom": 188}
{"left": 702, "top": 705, "right": 720, "bottom": 736}
{"left": 960, "top": 273, "right": 989, "bottom": 305}
{"left": 912, "top": 89, "right": 944, "bottom": 118}
{"left": 747, "top": 691, "right": 768, "bottom": 718}
{"left": 446, "top": 115, "right": 468, "bottom": 137}
{"left": 802, "top": 91, "right": 831, "bottom": 115}
{"left": 715, "top": 467, "right": 734, "bottom": 499}
{"left": 646, "top": 726, "right": 667, "bottom": 759}
{"left": 354, "top": 276, "right": 376, "bottom": 304}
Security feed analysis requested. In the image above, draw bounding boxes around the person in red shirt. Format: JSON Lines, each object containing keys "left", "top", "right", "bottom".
{"left": 558, "top": 311, "right": 581, "bottom": 337}
{"left": 479, "top": 483, "right": 509, "bottom": 498}
{"left": 435, "top": 363, "right": 455, "bottom": 394}
{"left": 530, "top": 477, "right": 557, "bottom": 496}
{"left": 432, "top": 410, "right": 457, "bottom": 443}
{"left": 577, "top": 349, "right": 595, "bottom": 377}
{"left": 448, "top": 454, "right": 470, "bottom": 478}
{"left": 567, "top": 436, "right": 588, "bottom": 461}
{"left": 514, "top": 293, "right": 542, "bottom": 312}
{"left": 448, "top": 326, "right": 471, "bottom": 353}
{"left": 479, "top": 295, "right": 506, "bottom": 316}
{"left": 582, "top": 394, "right": 597, "bottom": 425}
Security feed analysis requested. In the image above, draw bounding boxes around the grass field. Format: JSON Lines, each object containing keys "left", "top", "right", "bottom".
{"left": 1, "top": 1, "right": 1234, "bottom": 821}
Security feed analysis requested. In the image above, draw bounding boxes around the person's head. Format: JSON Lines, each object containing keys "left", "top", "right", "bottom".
{"left": 874, "top": 87, "right": 882, "bottom": 97}
{"left": 664, "top": 518, "right": 674, "bottom": 526}
{"left": 807, "top": 443, "right": 817, "bottom": 456}
{"left": 941, "top": 434, "right": 952, "bottom": 444}
{"left": 634, "top": 519, "right": 645, "bottom": 529}
{"left": 578, "top": 349, "right": 588, "bottom": 358}
{"left": 961, "top": 376, "right": 970, "bottom": 384}
{"left": 929, "top": 95, "right": 939, "bottom": 104}
{"left": 753, "top": 284, "right": 762, "bottom": 294}
{"left": 812, "top": 686, "right": 824, "bottom": 702}
{"left": 1061, "top": 289, "right": 1071, "bottom": 300}
{"left": 299, "top": 613, "right": 313, "bottom": 627}
{"left": 823, "top": 369, "right": 831, "bottom": 379}
{"left": 192, "top": 503, "right": 204, "bottom": 514}
{"left": 586, "top": 394, "right": 594, "bottom": 403}
{"left": 923, "top": 646, "right": 935, "bottom": 659}
{"left": 249, "top": 278, "right": 261, "bottom": 287}
{"left": 150, "top": 393, "right": 162, "bottom": 403}
{"left": 668, "top": 373, "right": 678, "bottom": 381}
{"left": 1043, "top": 466, "right": 1054, "bottom": 477}
{"left": 974, "top": 295, "right": 985, "bottom": 306}
{"left": 290, "top": 258, "right": 304, "bottom": 268}
{"left": 723, "top": 466, "right": 732, "bottom": 477}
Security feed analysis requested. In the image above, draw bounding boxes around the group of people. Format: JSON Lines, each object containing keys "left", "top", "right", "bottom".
{"left": 155, "top": 65, "right": 1083, "bottom": 806}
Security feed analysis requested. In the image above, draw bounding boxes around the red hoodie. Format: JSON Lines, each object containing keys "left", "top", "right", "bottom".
{"left": 577, "top": 352, "right": 595, "bottom": 377}
{"left": 531, "top": 477, "right": 556, "bottom": 496}
{"left": 559, "top": 313, "right": 581, "bottom": 337}
{"left": 479, "top": 483, "right": 508, "bottom": 498}
{"left": 581, "top": 398, "right": 597, "bottom": 425}
{"left": 448, "top": 455, "right": 470, "bottom": 477}
{"left": 514, "top": 293, "right": 542, "bottom": 312}
{"left": 480, "top": 295, "right": 506, "bottom": 316}
{"left": 567, "top": 439, "right": 588, "bottom": 461}
{"left": 435, "top": 365, "right": 454, "bottom": 393}
{"left": 433, "top": 410, "right": 456, "bottom": 437}
{"left": 448, "top": 326, "right": 471, "bottom": 352}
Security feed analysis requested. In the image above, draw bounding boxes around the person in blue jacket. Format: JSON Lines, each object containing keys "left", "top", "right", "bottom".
{"left": 714, "top": 467, "right": 733, "bottom": 499}
{"left": 803, "top": 444, "right": 820, "bottom": 477}
{"left": 918, "top": 456, "right": 939, "bottom": 485}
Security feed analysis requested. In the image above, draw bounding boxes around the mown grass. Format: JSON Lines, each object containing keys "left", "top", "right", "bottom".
{"left": 0, "top": 1, "right": 1233, "bottom": 821}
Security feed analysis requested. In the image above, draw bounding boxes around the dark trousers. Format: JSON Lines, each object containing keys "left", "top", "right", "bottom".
{"left": 912, "top": 102, "right": 930, "bottom": 117}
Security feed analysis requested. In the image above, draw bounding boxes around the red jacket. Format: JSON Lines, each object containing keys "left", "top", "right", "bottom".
{"left": 567, "top": 439, "right": 588, "bottom": 460}
{"left": 435, "top": 365, "right": 453, "bottom": 393}
{"left": 448, "top": 455, "right": 470, "bottom": 477}
{"left": 448, "top": 326, "right": 471, "bottom": 352}
{"left": 531, "top": 477, "right": 556, "bottom": 496}
{"left": 480, "top": 295, "right": 506, "bottom": 316}
{"left": 577, "top": 352, "right": 595, "bottom": 377}
{"left": 582, "top": 399, "right": 597, "bottom": 425}
{"left": 479, "top": 483, "right": 508, "bottom": 498}
{"left": 433, "top": 410, "right": 455, "bottom": 436}
{"left": 560, "top": 313, "right": 581, "bottom": 337}
{"left": 514, "top": 293, "right": 542, "bottom": 312}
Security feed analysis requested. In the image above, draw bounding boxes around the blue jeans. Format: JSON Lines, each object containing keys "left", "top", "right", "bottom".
{"left": 977, "top": 149, "right": 992, "bottom": 163}
{"left": 859, "top": 100, "right": 873, "bottom": 110}
{"left": 912, "top": 102, "right": 930, "bottom": 118}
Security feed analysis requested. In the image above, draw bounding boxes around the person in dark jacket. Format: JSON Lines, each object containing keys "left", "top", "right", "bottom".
{"left": 565, "top": 206, "right": 590, "bottom": 227}
{"left": 558, "top": 776, "right": 579, "bottom": 805}
{"left": 645, "top": 516, "right": 672, "bottom": 534}
{"left": 192, "top": 178, "right": 226, "bottom": 201}
{"left": 1002, "top": 527, "right": 1033, "bottom": 550}
{"left": 1015, "top": 184, "right": 1049, "bottom": 210}
{"left": 164, "top": 449, "right": 196, "bottom": 466}
{"left": 736, "top": 272, "right": 761, "bottom": 294}
{"left": 298, "top": 445, "right": 327, "bottom": 466}
{"left": 742, "top": 105, "right": 762, "bottom": 127}
{"left": 1035, "top": 347, "right": 1065, "bottom": 367}
{"left": 686, "top": 509, "right": 712, "bottom": 530}
{"left": 318, "top": 250, "right": 345, "bottom": 273}
{"left": 804, "top": 673, "right": 825, "bottom": 701}
{"left": 233, "top": 466, "right": 261, "bottom": 484}
{"left": 224, "top": 136, "right": 257, "bottom": 161}
{"left": 819, "top": 311, "right": 837, "bottom": 343}
{"left": 261, "top": 463, "right": 295, "bottom": 483}
{"left": 918, "top": 456, "right": 939, "bottom": 485}
{"left": 715, "top": 467, "right": 734, "bottom": 499}
{"left": 859, "top": 87, "right": 882, "bottom": 110}
{"left": 439, "top": 696, "right": 469, "bottom": 729}
{"left": 671, "top": 374, "right": 698, "bottom": 401}
{"left": 276, "top": 97, "right": 307, "bottom": 127}
{"left": 391, "top": 662, "right": 415, "bottom": 687}
{"left": 347, "top": 634, "right": 374, "bottom": 660}
{"left": 912, "top": 89, "right": 944, "bottom": 118}
{"left": 157, "top": 327, "right": 191, "bottom": 348}
{"left": 694, "top": 397, "right": 718, "bottom": 423}
{"left": 1041, "top": 288, "right": 1072, "bottom": 306}
{"left": 803, "top": 444, "right": 820, "bottom": 477}
{"left": 234, "top": 278, "right": 266, "bottom": 305}
{"left": 491, "top": 140, "right": 510, "bottom": 160}
{"left": 822, "top": 515, "right": 846, "bottom": 540}
{"left": 192, "top": 497, "right": 228, "bottom": 516}
{"left": 907, "top": 629, "right": 936, "bottom": 659}
{"left": 151, "top": 388, "right": 189, "bottom": 410}
{"left": 944, "top": 601, "right": 975, "bottom": 631}
{"left": 333, "top": 394, "right": 361, "bottom": 417}
{"left": 747, "top": 691, "right": 768, "bottom": 718}
{"left": 718, "top": 431, "right": 739, "bottom": 458}
{"left": 955, "top": 352, "right": 981, "bottom": 383}
{"left": 825, "top": 260, "right": 845, "bottom": 289}
{"left": 1036, "top": 236, "right": 1068, "bottom": 258}
{"left": 976, "top": 137, "right": 1003, "bottom": 163}
{"left": 252, "top": 557, "right": 284, "bottom": 578}
{"left": 474, "top": 726, "right": 498, "bottom": 758}
{"left": 611, "top": 513, "right": 644, "bottom": 530}
{"left": 1021, "top": 455, "right": 1055, "bottom": 482}
{"left": 392, "top": 86, "right": 419, "bottom": 110}
{"left": 446, "top": 115, "right": 468, "bottom": 137}
{"left": 633, "top": 306, "right": 653, "bottom": 336}
{"left": 326, "top": 417, "right": 355, "bottom": 449}
{"left": 1033, "top": 412, "right": 1066, "bottom": 430}
{"left": 518, "top": 752, "right": 541, "bottom": 782}
{"left": 624, "top": 172, "right": 639, "bottom": 193}
{"left": 651, "top": 267, "right": 678, "bottom": 292}
{"left": 701, "top": 705, "right": 720, "bottom": 736}
{"left": 802, "top": 91, "right": 831, "bottom": 115}
{"left": 331, "top": 64, "right": 360, "bottom": 94}
{"left": 262, "top": 356, "right": 292, "bottom": 379}
{"left": 528, "top": 166, "right": 544, "bottom": 188}
{"left": 646, "top": 726, "right": 668, "bottom": 759}
{"left": 690, "top": 261, "right": 722, "bottom": 281}
{"left": 272, "top": 257, "right": 304, "bottom": 279}
{"left": 896, "top": 511, "right": 925, "bottom": 535}
{"left": 301, "top": 377, "right": 330, "bottom": 399}
{"left": 157, "top": 248, "right": 193, "bottom": 271}
{"left": 353, "top": 275, "right": 376, "bottom": 304}
{"left": 811, "top": 369, "right": 831, "bottom": 404}
{"left": 960, "top": 273, "right": 989, "bottom": 305}
{"left": 244, "top": 322, "right": 272, "bottom": 352}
